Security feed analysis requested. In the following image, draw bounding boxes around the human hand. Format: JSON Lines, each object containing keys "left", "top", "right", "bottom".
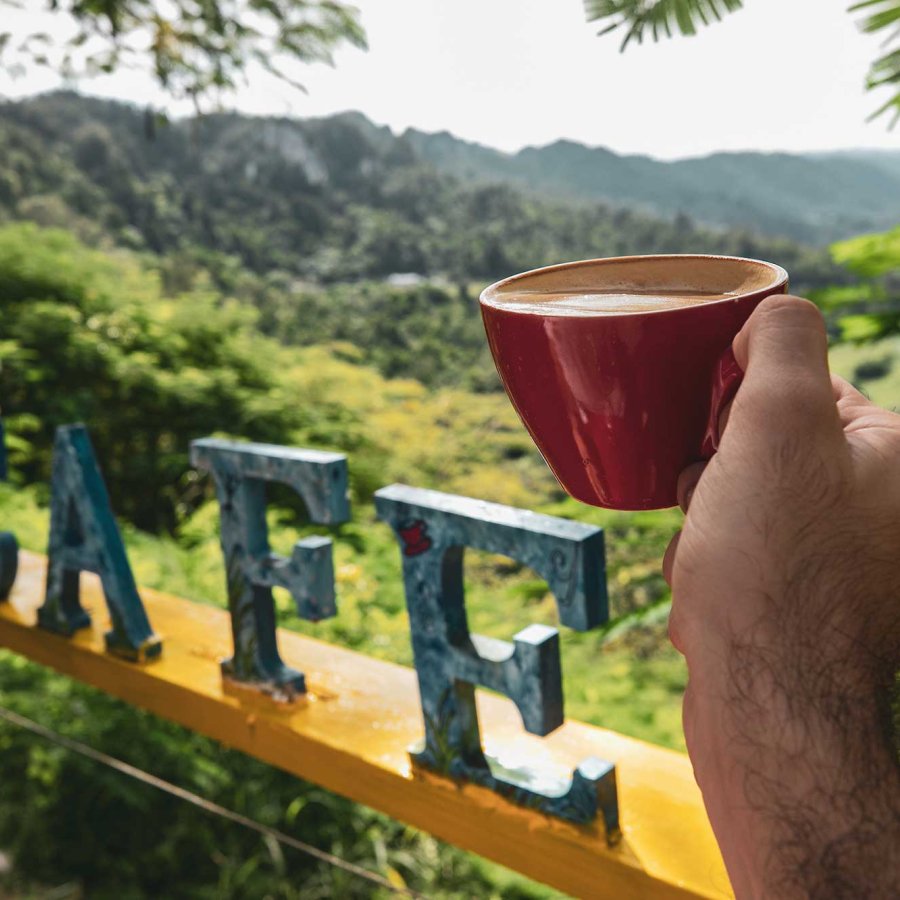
{"left": 664, "top": 295, "right": 900, "bottom": 898}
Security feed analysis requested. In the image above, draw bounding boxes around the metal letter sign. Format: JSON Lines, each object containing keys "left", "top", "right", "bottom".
{"left": 375, "top": 484, "right": 619, "bottom": 840}
{"left": 38, "top": 425, "right": 162, "bottom": 661}
{"left": 0, "top": 418, "right": 19, "bottom": 599}
{"left": 191, "top": 438, "right": 350, "bottom": 698}
{"left": 0, "top": 531, "right": 16, "bottom": 600}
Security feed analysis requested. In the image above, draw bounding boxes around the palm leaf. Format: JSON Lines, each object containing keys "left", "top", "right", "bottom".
{"left": 583, "top": 0, "right": 744, "bottom": 50}
{"left": 850, "top": 0, "right": 900, "bottom": 125}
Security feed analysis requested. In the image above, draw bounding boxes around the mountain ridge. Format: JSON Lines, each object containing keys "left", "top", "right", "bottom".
{"left": 401, "top": 127, "right": 900, "bottom": 244}
{"left": 0, "top": 91, "right": 848, "bottom": 290}
{"left": 3, "top": 91, "right": 896, "bottom": 248}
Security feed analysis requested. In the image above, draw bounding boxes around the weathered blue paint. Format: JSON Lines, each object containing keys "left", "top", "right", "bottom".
{"left": 0, "top": 531, "right": 17, "bottom": 600}
{"left": 0, "top": 418, "right": 18, "bottom": 599}
{"left": 37, "top": 425, "right": 162, "bottom": 661}
{"left": 191, "top": 438, "right": 350, "bottom": 699}
{"left": 375, "top": 484, "right": 619, "bottom": 840}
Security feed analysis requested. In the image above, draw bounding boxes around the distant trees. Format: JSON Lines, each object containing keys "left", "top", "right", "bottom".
{"left": 0, "top": 94, "right": 851, "bottom": 288}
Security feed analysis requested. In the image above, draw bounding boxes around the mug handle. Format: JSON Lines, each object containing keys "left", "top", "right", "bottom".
{"left": 700, "top": 346, "right": 744, "bottom": 458}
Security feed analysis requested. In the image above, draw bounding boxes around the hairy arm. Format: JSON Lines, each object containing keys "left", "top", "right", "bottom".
{"left": 665, "top": 296, "right": 900, "bottom": 898}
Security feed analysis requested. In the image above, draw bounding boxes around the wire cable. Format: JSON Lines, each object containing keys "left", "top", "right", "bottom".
{"left": 0, "top": 705, "right": 423, "bottom": 898}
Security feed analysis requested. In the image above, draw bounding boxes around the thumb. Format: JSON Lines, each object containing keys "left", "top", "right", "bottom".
{"left": 731, "top": 295, "right": 837, "bottom": 437}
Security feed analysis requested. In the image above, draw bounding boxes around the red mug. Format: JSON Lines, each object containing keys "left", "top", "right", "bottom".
{"left": 480, "top": 255, "right": 789, "bottom": 510}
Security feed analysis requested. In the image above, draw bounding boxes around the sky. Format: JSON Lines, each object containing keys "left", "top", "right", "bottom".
{"left": 1, "top": 0, "right": 897, "bottom": 160}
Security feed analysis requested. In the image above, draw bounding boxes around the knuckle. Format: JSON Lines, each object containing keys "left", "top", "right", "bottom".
{"left": 753, "top": 294, "right": 825, "bottom": 333}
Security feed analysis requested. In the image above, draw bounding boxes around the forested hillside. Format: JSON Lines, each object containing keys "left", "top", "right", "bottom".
{"left": 405, "top": 130, "right": 900, "bottom": 244}
{"left": 0, "top": 91, "right": 861, "bottom": 392}
{"left": 0, "top": 92, "right": 847, "bottom": 286}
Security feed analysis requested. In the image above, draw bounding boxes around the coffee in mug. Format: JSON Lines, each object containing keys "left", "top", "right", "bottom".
{"left": 480, "top": 255, "right": 789, "bottom": 510}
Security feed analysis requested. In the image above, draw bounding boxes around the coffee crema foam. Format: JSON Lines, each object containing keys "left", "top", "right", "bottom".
{"left": 486, "top": 288, "right": 735, "bottom": 316}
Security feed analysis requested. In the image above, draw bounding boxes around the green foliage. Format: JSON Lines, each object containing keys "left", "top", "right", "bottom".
{"left": 0, "top": 220, "right": 565, "bottom": 519}
{"left": 0, "top": 650, "right": 550, "bottom": 899}
{"left": 584, "top": 0, "right": 900, "bottom": 124}
{"left": 0, "top": 0, "right": 366, "bottom": 107}
{"left": 851, "top": 0, "right": 900, "bottom": 125}
{"left": 838, "top": 311, "right": 900, "bottom": 343}
{"left": 585, "top": 0, "right": 744, "bottom": 46}
{"left": 808, "top": 226, "right": 900, "bottom": 343}
{"left": 832, "top": 225, "right": 900, "bottom": 278}
{"left": 0, "top": 223, "right": 302, "bottom": 531}
{"left": 251, "top": 280, "right": 501, "bottom": 391}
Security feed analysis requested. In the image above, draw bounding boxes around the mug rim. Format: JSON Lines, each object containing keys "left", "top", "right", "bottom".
{"left": 479, "top": 253, "right": 790, "bottom": 317}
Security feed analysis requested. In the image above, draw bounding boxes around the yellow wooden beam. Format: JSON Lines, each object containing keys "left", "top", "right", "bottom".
{"left": 0, "top": 552, "right": 731, "bottom": 899}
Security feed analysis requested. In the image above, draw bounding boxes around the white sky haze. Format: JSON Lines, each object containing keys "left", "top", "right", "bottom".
{"left": 1, "top": 0, "right": 897, "bottom": 160}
